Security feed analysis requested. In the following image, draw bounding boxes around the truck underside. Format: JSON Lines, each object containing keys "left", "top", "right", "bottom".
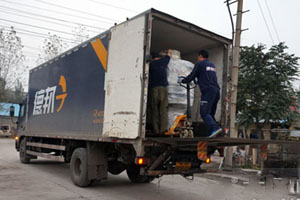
{"left": 16, "top": 134, "right": 299, "bottom": 187}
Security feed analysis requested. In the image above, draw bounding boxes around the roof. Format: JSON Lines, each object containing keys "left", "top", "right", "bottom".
{"left": 148, "top": 8, "right": 232, "bottom": 44}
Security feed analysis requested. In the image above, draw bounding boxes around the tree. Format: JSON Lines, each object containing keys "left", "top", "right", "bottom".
{"left": 237, "top": 42, "right": 299, "bottom": 137}
{"left": 11, "top": 79, "right": 25, "bottom": 103}
{"left": 72, "top": 25, "right": 90, "bottom": 45}
{"left": 36, "top": 33, "right": 68, "bottom": 65}
{"left": 0, "top": 27, "right": 26, "bottom": 102}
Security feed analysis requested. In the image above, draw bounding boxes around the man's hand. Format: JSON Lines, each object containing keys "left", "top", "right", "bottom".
{"left": 178, "top": 76, "right": 187, "bottom": 84}
{"left": 167, "top": 49, "right": 171, "bottom": 57}
{"left": 181, "top": 78, "right": 188, "bottom": 84}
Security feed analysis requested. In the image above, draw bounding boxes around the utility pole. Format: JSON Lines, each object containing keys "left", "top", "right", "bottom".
{"left": 225, "top": 0, "right": 244, "bottom": 167}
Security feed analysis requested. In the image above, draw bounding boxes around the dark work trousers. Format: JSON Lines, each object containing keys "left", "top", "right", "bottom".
{"left": 149, "top": 86, "right": 168, "bottom": 133}
{"left": 200, "top": 86, "right": 220, "bottom": 135}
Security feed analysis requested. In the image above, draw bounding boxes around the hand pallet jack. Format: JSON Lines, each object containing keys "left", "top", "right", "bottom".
{"left": 165, "top": 77, "right": 195, "bottom": 138}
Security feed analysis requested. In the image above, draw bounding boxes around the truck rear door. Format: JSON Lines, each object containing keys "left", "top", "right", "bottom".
{"left": 103, "top": 15, "right": 146, "bottom": 139}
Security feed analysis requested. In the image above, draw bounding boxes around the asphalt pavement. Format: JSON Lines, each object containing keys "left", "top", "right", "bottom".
{"left": 0, "top": 138, "right": 298, "bottom": 200}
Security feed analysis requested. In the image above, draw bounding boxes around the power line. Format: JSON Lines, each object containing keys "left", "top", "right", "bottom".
{"left": 256, "top": 0, "right": 274, "bottom": 44}
{"left": 0, "top": 6, "right": 108, "bottom": 30}
{"left": 264, "top": 0, "right": 280, "bottom": 43}
{"left": 86, "top": 0, "right": 138, "bottom": 13}
{"left": 33, "top": 0, "right": 119, "bottom": 22}
{"left": 0, "top": 18, "right": 93, "bottom": 37}
{"left": 0, "top": 0, "right": 113, "bottom": 26}
{"left": 23, "top": 51, "right": 39, "bottom": 56}
{"left": 0, "top": 25, "right": 75, "bottom": 43}
{"left": 0, "top": 9, "right": 99, "bottom": 34}
{"left": 22, "top": 45, "right": 41, "bottom": 51}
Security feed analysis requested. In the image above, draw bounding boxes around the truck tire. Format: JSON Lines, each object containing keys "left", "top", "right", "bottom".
{"left": 19, "top": 138, "right": 30, "bottom": 164}
{"left": 126, "top": 165, "right": 154, "bottom": 183}
{"left": 70, "top": 148, "right": 90, "bottom": 187}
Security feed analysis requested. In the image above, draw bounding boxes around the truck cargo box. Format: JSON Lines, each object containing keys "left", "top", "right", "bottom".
{"left": 24, "top": 9, "right": 231, "bottom": 141}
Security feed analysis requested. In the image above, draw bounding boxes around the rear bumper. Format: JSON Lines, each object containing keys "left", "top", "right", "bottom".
{"left": 0, "top": 132, "right": 11, "bottom": 136}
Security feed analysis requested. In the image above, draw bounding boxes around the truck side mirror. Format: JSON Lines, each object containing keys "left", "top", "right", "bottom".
{"left": 10, "top": 106, "right": 15, "bottom": 117}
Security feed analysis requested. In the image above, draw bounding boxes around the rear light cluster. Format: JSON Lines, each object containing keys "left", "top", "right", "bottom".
{"left": 135, "top": 157, "right": 147, "bottom": 166}
{"left": 205, "top": 157, "right": 211, "bottom": 164}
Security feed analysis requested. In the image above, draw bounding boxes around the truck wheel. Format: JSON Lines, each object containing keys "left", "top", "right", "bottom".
{"left": 126, "top": 165, "right": 154, "bottom": 183}
{"left": 19, "top": 138, "right": 30, "bottom": 164}
{"left": 70, "top": 148, "right": 90, "bottom": 187}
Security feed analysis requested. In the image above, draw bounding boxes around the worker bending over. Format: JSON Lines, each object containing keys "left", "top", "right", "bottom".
{"left": 181, "top": 50, "right": 222, "bottom": 138}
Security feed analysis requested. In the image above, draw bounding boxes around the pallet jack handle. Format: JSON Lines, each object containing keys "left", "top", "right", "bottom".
{"left": 178, "top": 76, "right": 196, "bottom": 120}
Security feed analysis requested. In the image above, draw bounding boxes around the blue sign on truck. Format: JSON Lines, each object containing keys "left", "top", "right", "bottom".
{"left": 27, "top": 33, "right": 108, "bottom": 138}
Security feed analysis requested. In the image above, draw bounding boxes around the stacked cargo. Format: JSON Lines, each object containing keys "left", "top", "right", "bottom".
{"left": 166, "top": 50, "right": 194, "bottom": 127}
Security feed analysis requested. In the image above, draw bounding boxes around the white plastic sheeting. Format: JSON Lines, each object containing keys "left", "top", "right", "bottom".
{"left": 167, "top": 58, "right": 195, "bottom": 127}
{"left": 167, "top": 59, "right": 194, "bottom": 104}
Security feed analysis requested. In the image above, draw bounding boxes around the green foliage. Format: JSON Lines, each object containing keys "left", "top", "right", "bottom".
{"left": 237, "top": 42, "right": 299, "bottom": 128}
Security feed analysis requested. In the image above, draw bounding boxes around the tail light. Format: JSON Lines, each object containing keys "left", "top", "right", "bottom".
{"left": 205, "top": 157, "right": 211, "bottom": 164}
{"left": 135, "top": 157, "right": 147, "bottom": 166}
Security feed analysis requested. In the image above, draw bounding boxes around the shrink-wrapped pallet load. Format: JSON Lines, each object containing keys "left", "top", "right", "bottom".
{"left": 164, "top": 50, "right": 195, "bottom": 128}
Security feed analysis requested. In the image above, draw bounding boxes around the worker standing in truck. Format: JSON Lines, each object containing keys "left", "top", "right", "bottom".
{"left": 148, "top": 50, "right": 171, "bottom": 135}
{"left": 181, "top": 50, "right": 222, "bottom": 138}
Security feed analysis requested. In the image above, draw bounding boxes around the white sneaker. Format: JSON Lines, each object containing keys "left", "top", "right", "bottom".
{"left": 208, "top": 128, "right": 223, "bottom": 138}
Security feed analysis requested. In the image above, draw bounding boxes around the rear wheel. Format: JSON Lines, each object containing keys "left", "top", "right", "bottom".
{"left": 19, "top": 138, "right": 30, "bottom": 164}
{"left": 126, "top": 164, "right": 154, "bottom": 183}
{"left": 70, "top": 148, "right": 90, "bottom": 187}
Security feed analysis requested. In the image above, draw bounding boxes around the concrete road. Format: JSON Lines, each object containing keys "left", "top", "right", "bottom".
{"left": 0, "top": 138, "right": 297, "bottom": 200}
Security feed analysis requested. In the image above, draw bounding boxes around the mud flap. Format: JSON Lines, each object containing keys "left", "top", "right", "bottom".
{"left": 87, "top": 142, "right": 108, "bottom": 181}
{"left": 261, "top": 144, "right": 268, "bottom": 161}
{"left": 197, "top": 142, "right": 208, "bottom": 161}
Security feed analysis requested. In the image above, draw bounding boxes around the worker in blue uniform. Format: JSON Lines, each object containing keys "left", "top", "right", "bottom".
{"left": 148, "top": 50, "right": 171, "bottom": 135}
{"left": 181, "top": 50, "right": 222, "bottom": 138}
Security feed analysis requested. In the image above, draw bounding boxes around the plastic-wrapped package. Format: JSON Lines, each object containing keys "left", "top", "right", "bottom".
{"left": 167, "top": 58, "right": 195, "bottom": 128}
{"left": 167, "top": 59, "right": 194, "bottom": 104}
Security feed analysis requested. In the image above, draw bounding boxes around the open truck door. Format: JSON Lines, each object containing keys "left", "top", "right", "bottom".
{"left": 103, "top": 15, "right": 147, "bottom": 139}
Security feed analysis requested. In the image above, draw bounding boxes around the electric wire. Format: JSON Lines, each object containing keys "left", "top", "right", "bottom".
{"left": 33, "top": 0, "right": 119, "bottom": 22}
{"left": 86, "top": 0, "right": 138, "bottom": 13}
{"left": 0, "top": 18, "right": 94, "bottom": 37}
{"left": 0, "top": 9, "right": 99, "bottom": 34}
{"left": 0, "top": 0, "right": 114, "bottom": 26}
{"left": 0, "top": 25, "right": 76, "bottom": 43}
{"left": 256, "top": 0, "right": 274, "bottom": 44}
{"left": 264, "top": 0, "right": 280, "bottom": 42}
{"left": 0, "top": 6, "right": 109, "bottom": 30}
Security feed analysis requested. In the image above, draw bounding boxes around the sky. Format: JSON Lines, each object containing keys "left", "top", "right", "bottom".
{"left": 0, "top": 0, "right": 300, "bottom": 88}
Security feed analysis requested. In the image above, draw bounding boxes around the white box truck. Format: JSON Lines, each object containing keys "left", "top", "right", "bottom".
{"left": 14, "top": 9, "right": 233, "bottom": 187}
